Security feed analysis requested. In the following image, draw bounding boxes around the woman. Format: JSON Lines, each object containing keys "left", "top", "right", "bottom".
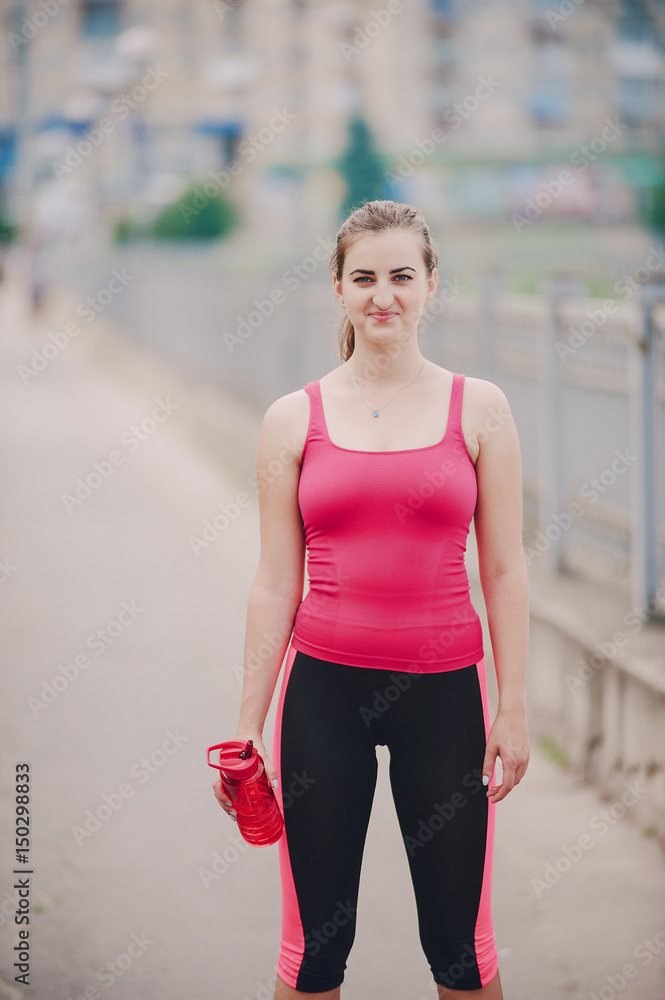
{"left": 212, "top": 200, "right": 530, "bottom": 999}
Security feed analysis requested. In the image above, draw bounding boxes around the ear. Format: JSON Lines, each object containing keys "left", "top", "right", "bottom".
{"left": 426, "top": 267, "right": 438, "bottom": 303}
{"left": 333, "top": 273, "right": 345, "bottom": 308}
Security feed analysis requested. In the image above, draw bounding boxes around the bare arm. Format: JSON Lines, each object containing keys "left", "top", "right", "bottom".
{"left": 213, "top": 392, "right": 306, "bottom": 813}
{"left": 471, "top": 380, "right": 530, "bottom": 802}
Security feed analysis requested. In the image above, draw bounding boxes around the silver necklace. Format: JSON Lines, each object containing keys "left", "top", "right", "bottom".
{"left": 348, "top": 359, "right": 426, "bottom": 417}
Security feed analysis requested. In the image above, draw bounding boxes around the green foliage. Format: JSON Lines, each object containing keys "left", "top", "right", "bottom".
{"left": 150, "top": 182, "right": 239, "bottom": 241}
{"left": 645, "top": 173, "right": 665, "bottom": 235}
{"left": 336, "top": 116, "right": 390, "bottom": 219}
{"left": 0, "top": 204, "right": 18, "bottom": 244}
{"left": 539, "top": 735, "right": 570, "bottom": 769}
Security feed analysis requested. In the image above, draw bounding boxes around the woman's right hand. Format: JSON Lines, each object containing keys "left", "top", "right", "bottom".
{"left": 211, "top": 731, "right": 278, "bottom": 821}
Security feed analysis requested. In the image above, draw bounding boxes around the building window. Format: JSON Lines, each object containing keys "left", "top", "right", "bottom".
{"left": 616, "top": 0, "right": 658, "bottom": 44}
{"left": 430, "top": 0, "right": 458, "bottom": 18}
{"left": 617, "top": 76, "right": 664, "bottom": 123}
{"left": 528, "top": 41, "right": 573, "bottom": 125}
{"left": 80, "top": 0, "right": 122, "bottom": 39}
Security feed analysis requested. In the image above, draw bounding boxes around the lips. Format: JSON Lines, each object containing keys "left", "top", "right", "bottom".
{"left": 370, "top": 312, "right": 397, "bottom": 319}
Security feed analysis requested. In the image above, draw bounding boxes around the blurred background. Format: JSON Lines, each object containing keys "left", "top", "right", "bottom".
{"left": 1, "top": 1, "right": 665, "bottom": 998}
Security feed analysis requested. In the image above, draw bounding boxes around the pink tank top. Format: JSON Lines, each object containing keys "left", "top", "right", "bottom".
{"left": 290, "top": 372, "right": 484, "bottom": 672}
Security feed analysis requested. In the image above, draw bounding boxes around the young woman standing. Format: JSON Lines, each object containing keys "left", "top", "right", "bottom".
{"left": 213, "top": 200, "right": 530, "bottom": 998}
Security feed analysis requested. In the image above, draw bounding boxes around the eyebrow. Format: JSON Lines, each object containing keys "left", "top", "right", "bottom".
{"left": 349, "top": 266, "right": 417, "bottom": 275}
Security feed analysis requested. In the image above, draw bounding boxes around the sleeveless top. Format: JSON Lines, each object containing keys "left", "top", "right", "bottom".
{"left": 290, "top": 372, "right": 484, "bottom": 672}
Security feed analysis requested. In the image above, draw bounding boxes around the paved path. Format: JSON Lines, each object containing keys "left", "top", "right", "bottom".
{"left": 0, "top": 272, "right": 664, "bottom": 1000}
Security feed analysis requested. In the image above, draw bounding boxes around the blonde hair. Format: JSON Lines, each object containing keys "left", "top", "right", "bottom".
{"left": 329, "top": 199, "right": 439, "bottom": 363}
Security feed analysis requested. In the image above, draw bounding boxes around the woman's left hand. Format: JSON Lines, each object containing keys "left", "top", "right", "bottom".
{"left": 482, "top": 709, "right": 530, "bottom": 803}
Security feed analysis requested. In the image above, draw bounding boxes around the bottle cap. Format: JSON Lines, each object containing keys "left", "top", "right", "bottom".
{"left": 207, "top": 740, "right": 260, "bottom": 780}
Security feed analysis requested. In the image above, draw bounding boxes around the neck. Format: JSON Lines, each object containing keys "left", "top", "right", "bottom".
{"left": 345, "top": 342, "right": 426, "bottom": 384}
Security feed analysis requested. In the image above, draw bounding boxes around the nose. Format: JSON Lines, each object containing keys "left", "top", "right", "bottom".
{"left": 371, "top": 279, "right": 396, "bottom": 310}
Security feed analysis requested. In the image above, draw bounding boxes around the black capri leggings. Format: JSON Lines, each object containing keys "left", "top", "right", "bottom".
{"left": 271, "top": 644, "right": 499, "bottom": 993}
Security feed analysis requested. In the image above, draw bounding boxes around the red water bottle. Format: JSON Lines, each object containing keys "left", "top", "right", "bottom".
{"left": 207, "top": 739, "right": 283, "bottom": 847}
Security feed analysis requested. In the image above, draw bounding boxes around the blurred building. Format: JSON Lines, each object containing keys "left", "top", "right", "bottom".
{"left": 0, "top": 0, "right": 664, "bottom": 254}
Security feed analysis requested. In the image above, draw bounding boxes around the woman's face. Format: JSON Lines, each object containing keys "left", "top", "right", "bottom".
{"left": 333, "top": 228, "right": 437, "bottom": 350}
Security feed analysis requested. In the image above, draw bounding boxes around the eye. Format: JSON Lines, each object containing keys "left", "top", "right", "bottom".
{"left": 351, "top": 274, "right": 413, "bottom": 283}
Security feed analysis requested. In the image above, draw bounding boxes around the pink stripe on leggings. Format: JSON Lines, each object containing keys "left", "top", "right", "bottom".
{"left": 271, "top": 641, "right": 305, "bottom": 989}
{"left": 474, "top": 654, "right": 500, "bottom": 986}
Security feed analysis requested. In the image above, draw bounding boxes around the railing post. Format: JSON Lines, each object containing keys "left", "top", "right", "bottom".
{"left": 633, "top": 281, "right": 664, "bottom": 620}
{"left": 543, "top": 273, "right": 582, "bottom": 574}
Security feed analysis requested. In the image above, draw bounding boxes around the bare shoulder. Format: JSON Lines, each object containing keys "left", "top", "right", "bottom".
{"left": 260, "top": 387, "right": 310, "bottom": 465}
{"left": 460, "top": 376, "right": 515, "bottom": 464}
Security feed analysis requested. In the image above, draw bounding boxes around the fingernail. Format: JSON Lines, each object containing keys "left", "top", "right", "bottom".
{"left": 230, "top": 811, "right": 237, "bottom": 819}
{"left": 482, "top": 775, "right": 489, "bottom": 785}
{"left": 272, "top": 779, "right": 278, "bottom": 788}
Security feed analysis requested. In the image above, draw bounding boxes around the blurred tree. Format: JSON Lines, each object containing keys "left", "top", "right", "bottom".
{"left": 0, "top": 198, "right": 18, "bottom": 244}
{"left": 644, "top": 171, "right": 665, "bottom": 236}
{"left": 151, "top": 182, "right": 239, "bottom": 240}
{"left": 336, "top": 115, "right": 390, "bottom": 219}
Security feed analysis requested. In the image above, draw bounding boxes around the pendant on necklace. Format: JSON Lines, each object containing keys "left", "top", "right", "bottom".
{"left": 373, "top": 411, "right": 378, "bottom": 417}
